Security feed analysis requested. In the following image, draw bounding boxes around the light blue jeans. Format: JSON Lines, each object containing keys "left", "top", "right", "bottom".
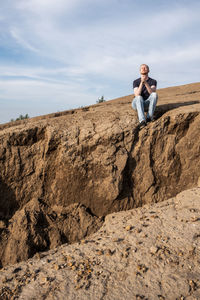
{"left": 132, "top": 92, "right": 158, "bottom": 123}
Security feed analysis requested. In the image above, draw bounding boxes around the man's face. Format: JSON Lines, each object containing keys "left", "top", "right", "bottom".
{"left": 140, "top": 65, "right": 149, "bottom": 76}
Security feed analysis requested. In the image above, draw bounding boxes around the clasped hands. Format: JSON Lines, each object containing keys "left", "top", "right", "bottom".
{"left": 141, "top": 75, "right": 148, "bottom": 84}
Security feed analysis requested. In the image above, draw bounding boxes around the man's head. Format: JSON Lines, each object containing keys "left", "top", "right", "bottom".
{"left": 140, "top": 64, "right": 149, "bottom": 75}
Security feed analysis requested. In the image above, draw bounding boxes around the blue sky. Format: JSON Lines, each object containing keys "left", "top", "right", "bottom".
{"left": 0, "top": 0, "right": 200, "bottom": 123}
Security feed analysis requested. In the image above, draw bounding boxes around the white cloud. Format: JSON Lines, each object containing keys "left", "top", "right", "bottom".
{"left": 11, "top": 3, "right": 199, "bottom": 71}
{"left": 0, "top": 0, "right": 200, "bottom": 123}
{"left": 4, "top": 1, "right": 200, "bottom": 69}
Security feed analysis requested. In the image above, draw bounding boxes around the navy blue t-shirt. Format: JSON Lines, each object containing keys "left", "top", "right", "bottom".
{"left": 133, "top": 77, "right": 157, "bottom": 100}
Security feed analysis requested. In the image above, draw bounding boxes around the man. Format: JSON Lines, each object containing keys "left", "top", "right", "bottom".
{"left": 132, "top": 64, "right": 158, "bottom": 129}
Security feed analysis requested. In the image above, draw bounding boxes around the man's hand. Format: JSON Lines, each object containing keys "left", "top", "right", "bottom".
{"left": 141, "top": 74, "right": 148, "bottom": 83}
{"left": 134, "top": 74, "right": 149, "bottom": 96}
{"left": 144, "top": 80, "right": 155, "bottom": 94}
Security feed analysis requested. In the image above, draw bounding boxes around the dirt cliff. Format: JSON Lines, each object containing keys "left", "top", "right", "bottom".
{"left": 0, "top": 82, "right": 200, "bottom": 269}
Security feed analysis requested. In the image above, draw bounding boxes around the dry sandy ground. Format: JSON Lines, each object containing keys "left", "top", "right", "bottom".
{"left": 0, "top": 187, "right": 200, "bottom": 300}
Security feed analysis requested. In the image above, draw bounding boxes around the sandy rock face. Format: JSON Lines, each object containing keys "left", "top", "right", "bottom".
{"left": 0, "top": 199, "right": 102, "bottom": 267}
{"left": 0, "top": 82, "right": 200, "bottom": 268}
{"left": 129, "top": 111, "right": 200, "bottom": 206}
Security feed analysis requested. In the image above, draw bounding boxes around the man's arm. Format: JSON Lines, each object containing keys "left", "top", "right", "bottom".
{"left": 134, "top": 79, "right": 144, "bottom": 96}
{"left": 144, "top": 81, "right": 156, "bottom": 94}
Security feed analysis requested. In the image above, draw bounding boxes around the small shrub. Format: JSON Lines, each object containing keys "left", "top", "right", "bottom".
{"left": 10, "top": 114, "right": 30, "bottom": 122}
{"left": 96, "top": 96, "right": 106, "bottom": 103}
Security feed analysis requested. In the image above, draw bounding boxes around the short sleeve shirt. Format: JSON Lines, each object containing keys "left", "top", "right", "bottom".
{"left": 133, "top": 77, "right": 157, "bottom": 100}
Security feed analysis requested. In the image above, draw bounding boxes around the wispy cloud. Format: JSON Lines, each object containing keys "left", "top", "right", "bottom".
{"left": 10, "top": 28, "right": 40, "bottom": 53}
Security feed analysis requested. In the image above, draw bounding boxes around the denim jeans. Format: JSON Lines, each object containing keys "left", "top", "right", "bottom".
{"left": 132, "top": 92, "right": 158, "bottom": 123}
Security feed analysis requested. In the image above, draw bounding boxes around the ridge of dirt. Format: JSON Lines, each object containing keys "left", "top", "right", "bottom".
{"left": 0, "top": 82, "right": 200, "bottom": 131}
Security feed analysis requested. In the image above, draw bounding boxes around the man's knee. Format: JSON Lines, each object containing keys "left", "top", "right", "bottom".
{"left": 150, "top": 92, "right": 158, "bottom": 104}
{"left": 151, "top": 92, "right": 158, "bottom": 100}
{"left": 135, "top": 95, "right": 144, "bottom": 104}
{"left": 132, "top": 96, "right": 143, "bottom": 110}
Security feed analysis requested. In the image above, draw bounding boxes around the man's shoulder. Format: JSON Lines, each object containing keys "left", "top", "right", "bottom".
{"left": 134, "top": 77, "right": 141, "bottom": 83}
{"left": 133, "top": 78, "right": 141, "bottom": 87}
{"left": 148, "top": 77, "right": 157, "bottom": 85}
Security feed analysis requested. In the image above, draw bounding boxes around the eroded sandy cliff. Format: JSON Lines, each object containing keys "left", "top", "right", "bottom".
{"left": 0, "top": 82, "right": 200, "bottom": 273}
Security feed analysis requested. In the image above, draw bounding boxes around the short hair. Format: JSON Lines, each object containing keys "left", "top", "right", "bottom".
{"left": 140, "top": 64, "right": 149, "bottom": 71}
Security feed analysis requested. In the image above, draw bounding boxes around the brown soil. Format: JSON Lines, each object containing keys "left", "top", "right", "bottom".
{"left": 0, "top": 82, "right": 200, "bottom": 270}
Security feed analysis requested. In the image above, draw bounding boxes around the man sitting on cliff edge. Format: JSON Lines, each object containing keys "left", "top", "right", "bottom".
{"left": 132, "top": 64, "right": 158, "bottom": 129}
